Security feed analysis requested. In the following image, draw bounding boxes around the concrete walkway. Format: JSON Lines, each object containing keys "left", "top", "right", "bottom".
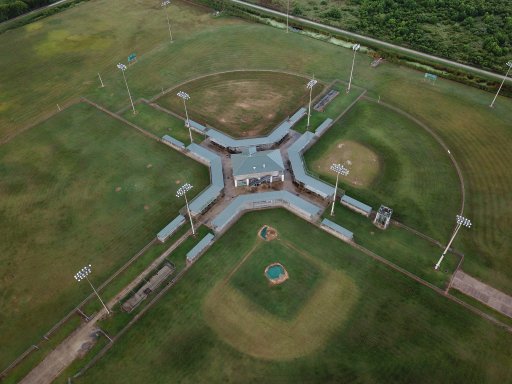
{"left": 452, "top": 271, "right": 512, "bottom": 318}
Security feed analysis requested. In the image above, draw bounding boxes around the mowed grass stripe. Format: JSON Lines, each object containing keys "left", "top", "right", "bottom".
{"left": 305, "top": 100, "right": 460, "bottom": 239}
{"left": 0, "top": 102, "right": 209, "bottom": 365}
{"left": 77, "top": 209, "right": 512, "bottom": 383}
{"left": 204, "top": 266, "right": 358, "bottom": 360}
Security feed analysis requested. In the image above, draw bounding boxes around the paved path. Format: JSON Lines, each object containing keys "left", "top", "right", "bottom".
{"left": 452, "top": 271, "right": 512, "bottom": 318}
{"left": 229, "top": 0, "right": 512, "bottom": 84}
{"left": 20, "top": 311, "right": 105, "bottom": 384}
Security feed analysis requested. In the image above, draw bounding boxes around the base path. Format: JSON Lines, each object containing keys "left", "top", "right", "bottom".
{"left": 451, "top": 271, "right": 512, "bottom": 318}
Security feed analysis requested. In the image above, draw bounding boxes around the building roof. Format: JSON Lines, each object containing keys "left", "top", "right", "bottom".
{"left": 162, "top": 135, "right": 185, "bottom": 149}
{"left": 188, "top": 119, "right": 207, "bottom": 133}
{"left": 157, "top": 215, "right": 185, "bottom": 242}
{"left": 321, "top": 218, "right": 354, "bottom": 239}
{"left": 206, "top": 107, "right": 306, "bottom": 150}
{"left": 314, "top": 118, "right": 333, "bottom": 137}
{"left": 287, "top": 132, "right": 334, "bottom": 199}
{"left": 341, "top": 194, "right": 372, "bottom": 214}
{"left": 186, "top": 233, "right": 215, "bottom": 262}
{"left": 231, "top": 149, "right": 284, "bottom": 177}
{"left": 211, "top": 190, "right": 322, "bottom": 232}
{"left": 186, "top": 143, "right": 224, "bottom": 216}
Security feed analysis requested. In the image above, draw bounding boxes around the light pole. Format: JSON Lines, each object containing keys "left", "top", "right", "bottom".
{"left": 74, "top": 264, "right": 110, "bottom": 315}
{"left": 347, "top": 43, "right": 360, "bottom": 93}
{"left": 97, "top": 72, "right": 105, "bottom": 88}
{"left": 489, "top": 61, "right": 512, "bottom": 108}
{"left": 177, "top": 91, "right": 193, "bottom": 143}
{"left": 177, "top": 183, "right": 196, "bottom": 235}
{"left": 286, "top": 0, "right": 290, "bottom": 33}
{"left": 434, "top": 215, "right": 472, "bottom": 270}
{"left": 330, "top": 163, "right": 349, "bottom": 216}
{"left": 306, "top": 79, "right": 317, "bottom": 130}
{"left": 116, "top": 63, "right": 136, "bottom": 114}
{"left": 161, "top": 0, "right": 174, "bottom": 43}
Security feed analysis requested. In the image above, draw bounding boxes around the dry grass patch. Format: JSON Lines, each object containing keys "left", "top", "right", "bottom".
{"left": 309, "top": 140, "right": 381, "bottom": 188}
{"left": 156, "top": 71, "right": 322, "bottom": 138}
{"left": 203, "top": 259, "right": 359, "bottom": 360}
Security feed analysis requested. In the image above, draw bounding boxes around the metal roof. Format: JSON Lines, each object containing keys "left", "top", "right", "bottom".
{"left": 231, "top": 149, "right": 284, "bottom": 177}
{"left": 287, "top": 132, "right": 334, "bottom": 199}
{"left": 162, "top": 135, "right": 185, "bottom": 149}
{"left": 186, "top": 143, "right": 224, "bottom": 216}
{"left": 157, "top": 215, "right": 185, "bottom": 242}
{"left": 321, "top": 218, "right": 354, "bottom": 239}
{"left": 206, "top": 107, "right": 306, "bottom": 150}
{"left": 211, "top": 190, "right": 322, "bottom": 232}
{"left": 186, "top": 233, "right": 215, "bottom": 262}
{"left": 315, "top": 118, "right": 333, "bottom": 137}
{"left": 188, "top": 119, "right": 207, "bottom": 133}
{"left": 187, "top": 143, "right": 224, "bottom": 187}
{"left": 341, "top": 195, "right": 372, "bottom": 214}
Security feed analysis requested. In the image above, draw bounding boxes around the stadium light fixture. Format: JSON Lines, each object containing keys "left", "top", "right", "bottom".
{"left": 329, "top": 163, "right": 349, "bottom": 216}
{"left": 176, "top": 183, "right": 196, "bottom": 235}
{"left": 177, "top": 91, "right": 193, "bottom": 143}
{"left": 74, "top": 264, "right": 110, "bottom": 315}
{"left": 116, "top": 63, "right": 136, "bottom": 114}
{"left": 306, "top": 79, "right": 318, "bottom": 130}
{"left": 434, "top": 214, "right": 472, "bottom": 270}
{"left": 489, "top": 61, "right": 512, "bottom": 108}
{"left": 161, "top": 0, "right": 174, "bottom": 43}
{"left": 347, "top": 43, "right": 360, "bottom": 93}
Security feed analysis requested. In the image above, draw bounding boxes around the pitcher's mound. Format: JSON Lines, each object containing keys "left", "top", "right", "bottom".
{"left": 258, "top": 225, "right": 277, "bottom": 241}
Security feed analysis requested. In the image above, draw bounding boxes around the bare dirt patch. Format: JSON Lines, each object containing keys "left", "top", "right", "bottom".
{"left": 156, "top": 71, "right": 323, "bottom": 138}
{"left": 258, "top": 225, "right": 278, "bottom": 241}
{"left": 115, "top": 186, "right": 122, "bottom": 192}
{"left": 311, "top": 140, "right": 381, "bottom": 188}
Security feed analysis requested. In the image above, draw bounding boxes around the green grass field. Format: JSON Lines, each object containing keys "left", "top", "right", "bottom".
{"left": 72, "top": 209, "right": 512, "bottom": 383}
{"left": 305, "top": 99, "right": 461, "bottom": 241}
{"left": 155, "top": 71, "right": 322, "bottom": 137}
{"left": 121, "top": 102, "right": 203, "bottom": 143}
{"left": 2, "top": 0, "right": 512, "bottom": 375}
{"left": 0, "top": 102, "right": 209, "bottom": 366}
{"left": 327, "top": 204, "right": 459, "bottom": 288}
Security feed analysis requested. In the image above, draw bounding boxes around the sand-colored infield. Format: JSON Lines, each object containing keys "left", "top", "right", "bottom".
{"left": 203, "top": 246, "right": 359, "bottom": 360}
{"left": 310, "top": 140, "right": 380, "bottom": 188}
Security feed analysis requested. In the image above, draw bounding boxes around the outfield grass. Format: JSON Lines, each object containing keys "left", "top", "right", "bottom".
{"left": 72, "top": 209, "right": 512, "bottom": 383}
{"left": 1, "top": 0, "right": 512, "bottom": 370}
{"left": 305, "top": 99, "right": 461, "bottom": 241}
{"left": 155, "top": 71, "right": 322, "bottom": 137}
{"left": 121, "top": 103, "right": 203, "bottom": 143}
{"left": 328, "top": 204, "right": 459, "bottom": 288}
{"left": 0, "top": 102, "right": 209, "bottom": 366}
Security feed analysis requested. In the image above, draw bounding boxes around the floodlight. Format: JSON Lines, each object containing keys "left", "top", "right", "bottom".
{"left": 73, "top": 264, "right": 110, "bottom": 314}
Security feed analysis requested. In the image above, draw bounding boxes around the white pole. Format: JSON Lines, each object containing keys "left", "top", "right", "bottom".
{"left": 164, "top": 6, "right": 173, "bottom": 42}
{"left": 434, "top": 223, "right": 462, "bottom": 270}
{"left": 85, "top": 276, "right": 110, "bottom": 314}
{"left": 286, "top": 0, "right": 289, "bottom": 33}
{"left": 307, "top": 85, "right": 313, "bottom": 130}
{"left": 184, "top": 192, "right": 196, "bottom": 235}
{"left": 98, "top": 73, "right": 105, "bottom": 88}
{"left": 330, "top": 172, "right": 340, "bottom": 216}
{"left": 121, "top": 70, "right": 136, "bottom": 114}
{"left": 347, "top": 48, "right": 357, "bottom": 93}
{"left": 183, "top": 98, "right": 190, "bottom": 127}
{"left": 490, "top": 63, "right": 512, "bottom": 108}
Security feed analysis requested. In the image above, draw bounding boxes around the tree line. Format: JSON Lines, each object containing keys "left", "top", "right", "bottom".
{"left": 0, "top": 0, "right": 52, "bottom": 22}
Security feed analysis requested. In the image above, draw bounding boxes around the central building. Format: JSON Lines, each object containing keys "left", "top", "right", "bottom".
{"left": 230, "top": 146, "right": 285, "bottom": 187}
